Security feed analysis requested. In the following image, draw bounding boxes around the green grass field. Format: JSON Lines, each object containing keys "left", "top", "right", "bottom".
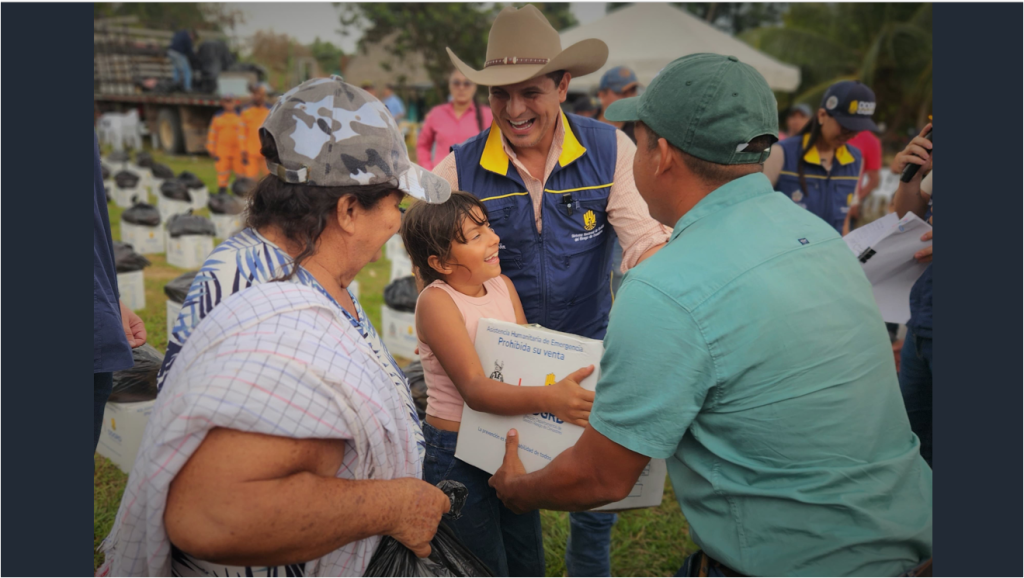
{"left": 95, "top": 149, "right": 696, "bottom": 575}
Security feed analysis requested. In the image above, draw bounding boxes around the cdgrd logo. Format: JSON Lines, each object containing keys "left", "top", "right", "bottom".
{"left": 532, "top": 412, "right": 564, "bottom": 424}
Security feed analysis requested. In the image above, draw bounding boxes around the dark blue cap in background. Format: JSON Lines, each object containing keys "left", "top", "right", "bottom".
{"left": 821, "top": 80, "right": 879, "bottom": 132}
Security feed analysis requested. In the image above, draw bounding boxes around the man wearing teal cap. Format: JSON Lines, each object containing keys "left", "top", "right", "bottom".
{"left": 489, "top": 54, "right": 933, "bottom": 577}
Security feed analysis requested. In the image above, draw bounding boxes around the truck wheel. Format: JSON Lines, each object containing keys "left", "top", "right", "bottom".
{"left": 157, "top": 108, "right": 184, "bottom": 154}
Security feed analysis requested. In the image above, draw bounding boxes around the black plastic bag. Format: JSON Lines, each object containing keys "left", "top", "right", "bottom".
{"left": 364, "top": 481, "right": 492, "bottom": 577}
{"left": 160, "top": 179, "right": 193, "bottom": 202}
{"left": 109, "top": 344, "right": 163, "bottom": 403}
{"left": 401, "top": 360, "right": 427, "bottom": 421}
{"left": 108, "top": 150, "right": 130, "bottom": 163}
{"left": 113, "top": 241, "right": 151, "bottom": 272}
{"left": 167, "top": 211, "right": 216, "bottom": 238}
{"left": 208, "top": 192, "right": 245, "bottom": 215}
{"left": 135, "top": 151, "right": 154, "bottom": 168}
{"left": 151, "top": 162, "right": 175, "bottom": 179}
{"left": 232, "top": 177, "right": 257, "bottom": 197}
{"left": 384, "top": 276, "right": 418, "bottom": 313}
{"left": 122, "top": 201, "right": 161, "bottom": 227}
{"left": 115, "top": 170, "right": 141, "bottom": 188}
{"left": 164, "top": 270, "right": 200, "bottom": 303}
{"left": 178, "top": 171, "right": 205, "bottom": 190}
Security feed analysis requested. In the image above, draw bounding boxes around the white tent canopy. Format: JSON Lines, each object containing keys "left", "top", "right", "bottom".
{"left": 559, "top": 4, "right": 801, "bottom": 93}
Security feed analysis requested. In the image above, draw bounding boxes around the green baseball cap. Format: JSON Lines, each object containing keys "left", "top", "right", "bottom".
{"left": 605, "top": 53, "right": 779, "bottom": 165}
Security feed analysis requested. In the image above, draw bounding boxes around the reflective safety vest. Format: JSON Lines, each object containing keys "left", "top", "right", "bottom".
{"left": 238, "top": 104, "right": 270, "bottom": 156}
{"left": 453, "top": 113, "right": 617, "bottom": 339}
{"left": 775, "top": 134, "right": 862, "bottom": 232}
{"left": 206, "top": 109, "right": 242, "bottom": 157}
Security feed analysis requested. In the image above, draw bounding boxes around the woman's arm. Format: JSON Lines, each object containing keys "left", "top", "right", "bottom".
{"left": 763, "top": 143, "right": 785, "bottom": 186}
{"left": 164, "top": 428, "right": 450, "bottom": 566}
{"left": 416, "top": 286, "right": 593, "bottom": 425}
{"left": 416, "top": 111, "right": 437, "bottom": 171}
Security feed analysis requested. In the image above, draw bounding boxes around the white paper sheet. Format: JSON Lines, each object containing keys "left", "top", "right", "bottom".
{"left": 844, "top": 213, "right": 932, "bottom": 323}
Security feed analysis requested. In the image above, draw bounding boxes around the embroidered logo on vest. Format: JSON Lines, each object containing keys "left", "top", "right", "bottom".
{"left": 583, "top": 210, "right": 597, "bottom": 231}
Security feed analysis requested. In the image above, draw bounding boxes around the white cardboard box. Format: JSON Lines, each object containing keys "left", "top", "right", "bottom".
{"left": 455, "top": 318, "right": 667, "bottom": 512}
{"left": 210, "top": 212, "right": 243, "bottom": 239}
{"left": 188, "top": 186, "right": 210, "bottom": 211}
{"left": 390, "top": 253, "right": 414, "bottom": 281}
{"left": 167, "top": 298, "right": 184, "bottom": 338}
{"left": 386, "top": 234, "right": 406, "bottom": 260}
{"left": 167, "top": 234, "right": 213, "bottom": 269}
{"left": 121, "top": 220, "right": 165, "bottom": 254}
{"left": 158, "top": 195, "right": 193, "bottom": 223}
{"left": 96, "top": 400, "right": 156, "bottom": 474}
{"left": 381, "top": 304, "right": 418, "bottom": 359}
{"left": 116, "top": 270, "right": 146, "bottom": 311}
{"left": 113, "top": 184, "right": 147, "bottom": 208}
{"left": 386, "top": 234, "right": 414, "bottom": 281}
{"left": 127, "top": 164, "right": 155, "bottom": 194}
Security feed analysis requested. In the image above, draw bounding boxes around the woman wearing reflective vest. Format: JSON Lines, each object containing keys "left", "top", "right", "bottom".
{"left": 765, "top": 81, "right": 879, "bottom": 234}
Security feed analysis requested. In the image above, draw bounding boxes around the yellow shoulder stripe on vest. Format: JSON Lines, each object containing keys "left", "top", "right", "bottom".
{"left": 558, "top": 112, "right": 587, "bottom": 167}
{"left": 479, "top": 191, "right": 529, "bottom": 202}
{"left": 480, "top": 121, "right": 509, "bottom": 175}
{"left": 544, "top": 183, "right": 614, "bottom": 194}
{"left": 800, "top": 134, "right": 856, "bottom": 166}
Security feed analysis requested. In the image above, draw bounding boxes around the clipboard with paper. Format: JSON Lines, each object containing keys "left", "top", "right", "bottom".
{"left": 843, "top": 212, "right": 932, "bottom": 324}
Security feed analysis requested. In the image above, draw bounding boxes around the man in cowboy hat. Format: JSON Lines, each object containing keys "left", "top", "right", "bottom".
{"left": 431, "top": 5, "right": 671, "bottom": 577}
{"left": 488, "top": 53, "right": 933, "bottom": 577}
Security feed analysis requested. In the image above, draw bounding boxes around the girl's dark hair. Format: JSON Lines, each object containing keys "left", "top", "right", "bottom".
{"left": 797, "top": 113, "right": 823, "bottom": 198}
{"left": 400, "top": 191, "right": 489, "bottom": 287}
{"left": 246, "top": 134, "right": 398, "bottom": 280}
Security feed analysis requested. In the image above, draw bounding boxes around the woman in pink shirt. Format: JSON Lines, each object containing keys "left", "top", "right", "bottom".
{"left": 416, "top": 70, "right": 493, "bottom": 170}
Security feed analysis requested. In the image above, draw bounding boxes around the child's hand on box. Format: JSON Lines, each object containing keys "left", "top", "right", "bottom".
{"left": 547, "top": 365, "right": 596, "bottom": 427}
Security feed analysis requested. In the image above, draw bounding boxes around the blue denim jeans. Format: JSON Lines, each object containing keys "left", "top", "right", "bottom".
{"left": 422, "top": 422, "right": 545, "bottom": 577}
{"left": 675, "top": 552, "right": 729, "bottom": 577}
{"left": 566, "top": 511, "right": 617, "bottom": 576}
{"left": 94, "top": 372, "right": 113, "bottom": 453}
{"left": 675, "top": 549, "right": 933, "bottom": 578}
{"left": 898, "top": 331, "right": 932, "bottom": 467}
{"left": 167, "top": 49, "right": 193, "bottom": 91}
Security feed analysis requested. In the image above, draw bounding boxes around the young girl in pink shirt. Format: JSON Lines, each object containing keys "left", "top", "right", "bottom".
{"left": 400, "top": 191, "right": 593, "bottom": 576}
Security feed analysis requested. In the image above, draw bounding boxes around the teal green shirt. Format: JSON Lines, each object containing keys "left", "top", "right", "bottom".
{"left": 590, "top": 173, "right": 932, "bottom": 577}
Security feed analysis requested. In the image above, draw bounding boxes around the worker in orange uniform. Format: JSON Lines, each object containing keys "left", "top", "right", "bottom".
{"left": 206, "top": 94, "right": 244, "bottom": 192}
{"left": 239, "top": 83, "right": 271, "bottom": 179}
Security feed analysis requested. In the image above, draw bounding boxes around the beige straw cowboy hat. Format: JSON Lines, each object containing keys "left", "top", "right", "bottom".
{"left": 447, "top": 5, "right": 608, "bottom": 87}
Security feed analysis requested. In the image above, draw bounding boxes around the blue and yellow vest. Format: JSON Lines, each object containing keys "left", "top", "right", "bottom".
{"left": 775, "top": 134, "right": 862, "bottom": 232}
{"left": 453, "top": 112, "right": 617, "bottom": 339}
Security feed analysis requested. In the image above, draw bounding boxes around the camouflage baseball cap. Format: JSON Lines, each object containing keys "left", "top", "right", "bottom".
{"left": 261, "top": 76, "right": 451, "bottom": 203}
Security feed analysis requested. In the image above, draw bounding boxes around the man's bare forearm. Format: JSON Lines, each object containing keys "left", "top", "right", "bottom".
{"left": 501, "top": 445, "right": 631, "bottom": 512}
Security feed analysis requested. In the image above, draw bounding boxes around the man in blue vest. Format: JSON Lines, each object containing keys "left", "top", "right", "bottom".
{"left": 432, "top": 6, "right": 671, "bottom": 576}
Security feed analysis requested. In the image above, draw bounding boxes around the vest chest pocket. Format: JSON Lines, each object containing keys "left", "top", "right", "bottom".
{"left": 544, "top": 189, "right": 611, "bottom": 254}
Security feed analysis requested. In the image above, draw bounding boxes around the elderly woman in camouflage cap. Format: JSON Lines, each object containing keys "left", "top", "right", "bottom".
{"left": 100, "top": 77, "right": 453, "bottom": 577}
